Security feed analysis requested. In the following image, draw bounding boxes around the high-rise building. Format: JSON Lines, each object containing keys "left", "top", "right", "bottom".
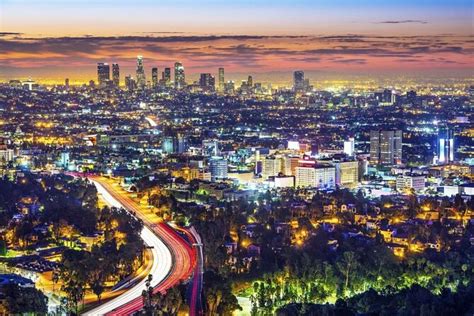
{"left": 295, "top": 165, "right": 335, "bottom": 188}
{"left": 293, "top": 70, "right": 305, "bottom": 92}
{"left": 125, "top": 75, "right": 136, "bottom": 91}
{"left": 247, "top": 75, "right": 253, "bottom": 88}
{"left": 218, "top": 68, "right": 225, "bottom": 92}
{"left": 343, "top": 138, "right": 355, "bottom": 156}
{"left": 112, "top": 63, "right": 120, "bottom": 87}
{"left": 262, "top": 156, "right": 283, "bottom": 179}
{"left": 202, "top": 140, "right": 219, "bottom": 156}
{"left": 64, "top": 78, "right": 69, "bottom": 89}
{"left": 151, "top": 67, "right": 158, "bottom": 88}
{"left": 406, "top": 90, "right": 417, "bottom": 104}
{"left": 163, "top": 68, "right": 171, "bottom": 86}
{"left": 136, "top": 56, "right": 146, "bottom": 89}
{"left": 199, "top": 73, "right": 215, "bottom": 92}
{"left": 209, "top": 157, "right": 228, "bottom": 182}
{"left": 370, "top": 130, "right": 402, "bottom": 165}
{"left": 335, "top": 160, "right": 359, "bottom": 188}
{"left": 438, "top": 128, "right": 454, "bottom": 164}
{"left": 174, "top": 62, "right": 185, "bottom": 89}
{"left": 162, "top": 136, "right": 174, "bottom": 154}
{"left": 97, "top": 63, "right": 110, "bottom": 88}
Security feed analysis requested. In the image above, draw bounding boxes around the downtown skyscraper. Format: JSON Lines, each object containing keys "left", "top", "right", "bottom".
{"left": 218, "top": 68, "right": 225, "bottom": 92}
{"left": 136, "top": 56, "right": 146, "bottom": 89}
{"left": 152, "top": 67, "right": 158, "bottom": 88}
{"left": 370, "top": 130, "right": 403, "bottom": 165}
{"left": 163, "top": 68, "right": 171, "bottom": 86}
{"left": 293, "top": 70, "right": 304, "bottom": 92}
{"left": 97, "top": 63, "right": 110, "bottom": 88}
{"left": 174, "top": 62, "right": 185, "bottom": 89}
{"left": 112, "top": 63, "right": 120, "bottom": 87}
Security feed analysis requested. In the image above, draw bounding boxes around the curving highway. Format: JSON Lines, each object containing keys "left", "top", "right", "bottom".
{"left": 82, "top": 176, "right": 197, "bottom": 315}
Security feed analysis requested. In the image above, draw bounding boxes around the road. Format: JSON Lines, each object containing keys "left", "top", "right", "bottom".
{"left": 83, "top": 176, "right": 196, "bottom": 315}
{"left": 188, "top": 226, "right": 204, "bottom": 316}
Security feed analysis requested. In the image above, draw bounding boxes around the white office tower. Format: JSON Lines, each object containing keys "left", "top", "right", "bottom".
{"left": 295, "top": 165, "right": 335, "bottom": 188}
{"left": 262, "top": 156, "right": 283, "bottom": 179}
{"left": 344, "top": 138, "right": 355, "bottom": 156}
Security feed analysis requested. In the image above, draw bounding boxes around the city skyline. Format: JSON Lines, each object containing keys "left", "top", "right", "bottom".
{"left": 1, "top": 0, "right": 473, "bottom": 83}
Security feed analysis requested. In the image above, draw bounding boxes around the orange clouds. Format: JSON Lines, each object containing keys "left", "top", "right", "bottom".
{"left": 0, "top": 33, "right": 472, "bottom": 82}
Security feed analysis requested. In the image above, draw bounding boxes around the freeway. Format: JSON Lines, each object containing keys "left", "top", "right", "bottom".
{"left": 83, "top": 176, "right": 196, "bottom": 315}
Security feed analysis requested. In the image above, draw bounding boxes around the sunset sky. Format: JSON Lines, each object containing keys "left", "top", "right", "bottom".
{"left": 1, "top": 0, "right": 473, "bottom": 83}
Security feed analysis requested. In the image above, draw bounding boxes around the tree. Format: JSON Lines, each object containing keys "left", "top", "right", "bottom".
{"left": 4, "top": 283, "right": 48, "bottom": 314}
{"left": 336, "top": 251, "right": 359, "bottom": 296}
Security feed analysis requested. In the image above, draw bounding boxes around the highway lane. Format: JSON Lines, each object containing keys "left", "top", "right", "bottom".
{"left": 188, "top": 226, "right": 204, "bottom": 316}
{"left": 84, "top": 176, "right": 197, "bottom": 315}
{"left": 83, "top": 179, "right": 173, "bottom": 316}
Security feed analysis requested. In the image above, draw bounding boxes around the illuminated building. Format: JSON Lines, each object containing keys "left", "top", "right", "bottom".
{"left": 295, "top": 164, "right": 335, "bottom": 188}
{"left": 396, "top": 174, "right": 425, "bottom": 192}
{"left": 218, "top": 68, "right": 224, "bottom": 92}
{"left": 174, "top": 62, "right": 186, "bottom": 89}
{"left": 334, "top": 160, "right": 359, "bottom": 188}
{"left": 370, "top": 130, "right": 402, "bottom": 165}
{"left": 262, "top": 156, "right": 283, "bottom": 179}
{"left": 224, "top": 81, "right": 235, "bottom": 94}
{"left": 293, "top": 70, "right": 304, "bottom": 92}
{"left": 283, "top": 156, "right": 300, "bottom": 176}
{"left": 247, "top": 75, "right": 253, "bottom": 88}
{"left": 407, "top": 90, "right": 417, "bottom": 104}
{"left": 209, "top": 157, "right": 228, "bottom": 182}
{"left": 202, "top": 140, "right": 219, "bottom": 156}
{"left": 199, "top": 73, "right": 215, "bottom": 92}
{"left": 136, "top": 56, "right": 146, "bottom": 89}
{"left": 438, "top": 128, "right": 454, "bottom": 164}
{"left": 125, "top": 75, "right": 136, "bottom": 91}
{"left": 343, "top": 137, "right": 355, "bottom": 156}
{"left": 162, "top": 68, "right": 171, "bottom": 86}
{"left": 112, "top": 63, "right": 120, "bottom": 87}
{"left": 151, "top": 67, "right": 158, "bottom": 88}
{"left": 161, "top": 135, "right": 188, "bottom": 154}
{"left": 60, "top": 152, "right": 70, "bottom": 168}
{"left": 97, "top": 63, "right": 110, "bottom": 88}
{"left": 0, "top": 148, "right": 14, "bottom": 164}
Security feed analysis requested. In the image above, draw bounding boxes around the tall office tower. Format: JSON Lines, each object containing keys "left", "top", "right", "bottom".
{"left": 163, "top": 68, "right": 171, "bottom": 86}
{"left": 335, "top": 161, "right": 359, "bottom": 188}
{"left": 218, "top": 68, "right": 225, "bottom": 92}
{"left": 174, "top": 62, "right": 185, "bottom": 89}
{"left": 406, "top": 90, "right": 417, "bottom": 104}
{"left": 97, "top": 63, "right": 110, "bottom": 88}
{"left": 247, "top": 75, "right": 253, "bottom": 88}
{"left": 151, "top": 67, "right": 158, "bottom": 88}
{"left": 295, "top": 165, "right": 335, "bottom": 188}
{"left": 136, "top": 56, "right": 146, "bottom": 89}
{"left": 382, "top": 89, "right": 396, "bottom": 104}
{"left": 112, "top": 63, "right": 120, "bottom": 87}
{"left": 64, "top": 78, "right": 69, "bottom": 89}
{"left": 209, "top": 157, "right": 228, "bottom": 182}
{"left": 262, "top": 156, "right": 283, "bottom": 179}
{"left": 125, "top": 75, "right": 136, "bottom": 91}
{"left": 438, "top": 128, "right": 454, "bottom": 164}
{"left": 370, "top": 130, "right": 403, "bottom": 165}
{"left": 343, "top": 137, "right": 355, "bottom": 156}
{"left": 199, "top": 73, "right": 215, "bottom": 92}
{"left": 293, "top": 70, "right": 305, "bottom": 92}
